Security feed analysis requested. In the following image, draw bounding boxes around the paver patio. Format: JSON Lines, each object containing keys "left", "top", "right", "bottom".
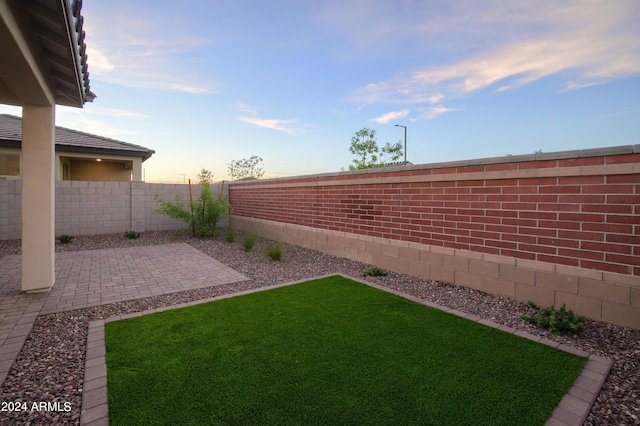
{"left": 0, "top": 243, "right": 248, "bottom": 385}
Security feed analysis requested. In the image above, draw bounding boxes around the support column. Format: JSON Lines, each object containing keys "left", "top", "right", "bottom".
{"left": 131, "top": 157, "right": 142, "bottom": 181}
{"left": 21, "top": 104, "right": 55, "bottom": 292}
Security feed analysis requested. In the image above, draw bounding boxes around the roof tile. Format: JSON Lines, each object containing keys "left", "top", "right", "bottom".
{"left": 0, "top": 114, "right": 154, "bottom": 160}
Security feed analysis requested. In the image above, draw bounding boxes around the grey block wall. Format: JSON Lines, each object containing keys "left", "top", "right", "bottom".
{"left": 0, "top": 178, "right": 21, "bottom": 240}
{"left": 0, "top": 178, "right": 229, "bottom": 240}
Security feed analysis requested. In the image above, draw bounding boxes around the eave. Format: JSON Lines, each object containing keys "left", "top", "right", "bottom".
{"left": 0, "top": 0, "right": 94, "bottom": 108}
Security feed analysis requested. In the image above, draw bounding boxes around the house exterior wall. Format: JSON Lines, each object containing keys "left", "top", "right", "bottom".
{"left": 0, "top": 146, "right": 20, "bottom": 176}
{"left": 65, "top": 158, "right": 131, "bottom": 182}
{"left": 228, "top": 146, "right": 640, "bottom": 328}
{"left": 0, "top": 148, "right": 145, "bottom": 181}
{"left": 0, "top": 179, "right": 229, "bottom": 240}
{"left": 57, "top": 152, "right": 143, "bottom": 182}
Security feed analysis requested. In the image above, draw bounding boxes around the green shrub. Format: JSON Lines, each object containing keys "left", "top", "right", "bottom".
{"left": 243, "top": 233, "right": 256, "bottom": 252}
{"left": 362, "top": 266, "right": 387, "bottom": 277}
{"left": 56, "top": 234, "right": 74, "bottom": 244}
{"left": 225, "top": 226, "right": 236, "bottom": 243}
{"left": 154, "top": 169, "right": 231, "bottom": 237}
{"left": 171, "top": 229, "right": 188, "bottom": 240}
{"left": 266, "top": 242, "right": 284, "bottom": 261}
{"left": 520, "top": 301, "right": 588, "bottom": 335}
{"left": 124, "top": 231, "right": 140, "bottom": 239}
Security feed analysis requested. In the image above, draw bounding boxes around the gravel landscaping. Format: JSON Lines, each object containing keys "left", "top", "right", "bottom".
{"left": 0, "top": 230, "right": 638, "bottom": 425}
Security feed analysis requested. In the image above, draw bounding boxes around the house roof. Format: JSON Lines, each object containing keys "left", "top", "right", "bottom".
{"left": 0, "top": 114, "right": 155, "bottom": 161}
{"left": 0, "top": 0, "right": 95, "bottom": 107}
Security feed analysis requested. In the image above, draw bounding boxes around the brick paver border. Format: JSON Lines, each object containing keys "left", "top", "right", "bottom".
{"left": 81, "top": 273, "right": 612, "bottom": 426}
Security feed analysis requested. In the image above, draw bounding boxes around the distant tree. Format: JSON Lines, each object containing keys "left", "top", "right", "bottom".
{"left": 197, "top": 168, "right": 213, "bottom": 184}
{"left": 348, "top": 128, "right": 403, "bottom": 170}
{"left": 227, "top": 155, "right": 265, "bottom": 181}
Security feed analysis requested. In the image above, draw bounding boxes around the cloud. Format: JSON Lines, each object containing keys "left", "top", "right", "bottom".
{"left": 234, "top": 102, "right": 260, "bottom": 115}
{"left": 83, "top": 5, "right": 218, "bottom": 94}
{"left": 0, "top": 105, "right": 146, "bottom": 137}
{"left": 235, "top": 102, "right": 314, "bottom": 135}
{"left": 371, "top": 109, "right": 410, "bottom": 124}
{"left": 348, "top": 1, "right": 640, "bottom": 104}
{"left": 596, "top": 107, "right": 640, "bottom": 120}
{"left": 56, "top": 116, "right": 138, "bottom": 137}
{"left": 414, "top": 106, "right": 458, "bottom": 120}
{"left": 238, "top": 116, "right": 303, "bottom": 136}
{"left": 55, "top": 105, "right": 150, "bottom": 137}
{"left": 75, "top": 107, "right": 151, "bottom": 120}
{"left": 562, "top": 81, "right": 599, "bottom": 92}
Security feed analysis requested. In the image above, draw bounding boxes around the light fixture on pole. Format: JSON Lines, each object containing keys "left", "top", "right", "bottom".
{"left": 394, "top": 124, "right": 407, "bottom": 164}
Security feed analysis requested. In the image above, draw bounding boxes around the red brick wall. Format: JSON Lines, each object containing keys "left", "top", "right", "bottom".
{"left": 230, "top": 148, "right": 640, "bottom": 276}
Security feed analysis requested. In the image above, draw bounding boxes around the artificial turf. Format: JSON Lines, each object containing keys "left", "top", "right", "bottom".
{"left": 105, "top": 275, "right": 587, "bottom": 425}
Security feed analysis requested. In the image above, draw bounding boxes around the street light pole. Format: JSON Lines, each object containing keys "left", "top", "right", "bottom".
{"left": 395, "top": 124, "right": 407, "bottom": 164}
{"left": 225, "top": 163, "right": 234, "bottom": 181}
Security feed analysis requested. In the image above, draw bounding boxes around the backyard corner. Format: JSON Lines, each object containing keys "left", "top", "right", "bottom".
{"left": 0, "top": 230, "right": 638, "bottom": 424}
{"left": 1, "top": 2, "right": 639, "bottom": 424}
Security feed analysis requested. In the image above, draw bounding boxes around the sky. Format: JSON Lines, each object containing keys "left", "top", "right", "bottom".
{"left": 2, "top": 0, "right": 640, "bottom": 183}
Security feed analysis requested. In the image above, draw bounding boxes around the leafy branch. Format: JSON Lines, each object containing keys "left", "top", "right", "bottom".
{"left": 348, "top": 128, "right": 403, "bottom": 170}
{"left": 154, "top": 169, "right": 231, "bottom": 237}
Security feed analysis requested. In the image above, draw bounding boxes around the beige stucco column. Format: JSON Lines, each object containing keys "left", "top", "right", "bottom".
{"left": 132, "top": 157, "right": 143, "bottom": 181}
{"left": 21, "top": 104, "right": 56, "bottom": 292}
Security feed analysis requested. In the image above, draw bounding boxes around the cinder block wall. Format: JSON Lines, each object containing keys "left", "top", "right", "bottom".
{"left": 0, "top": 178, "right": 21, "bottom": 240}
{"left": 229, "top": 146, "right": 640, "bottom": 328}
{"left": 0, "top": 179, "right": 229, "bottom": 239}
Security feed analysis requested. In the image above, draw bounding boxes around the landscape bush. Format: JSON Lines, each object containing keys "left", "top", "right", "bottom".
{"left": 520, "top": 301, "right": 588, "bottom": 335}
{"left": 154, "top": 169, "right": 230, "bottom": 237}
{"left": 124, "top": 231, "right": 140, "bottom": 239}
{"left": 56, "top": 234, "right": 74, "bottom": 244}
{"left": 243, "top": 233, "right": 256, "bottom": 252}
{"left": 362, "top": 266, "right": 388, "bottom": 277}
{"left": 266, "top": 242, "right": 284, "bottom": 261}
{"left": 224, "top": 226, "right": 236, "bottom": 243}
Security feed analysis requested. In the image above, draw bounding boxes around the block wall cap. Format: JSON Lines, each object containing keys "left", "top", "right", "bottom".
{"left": 580, "top": 145, "right": 634, "bottom": 157}
{"left": 230, "top": 144, "right": 640, "bottom": 184}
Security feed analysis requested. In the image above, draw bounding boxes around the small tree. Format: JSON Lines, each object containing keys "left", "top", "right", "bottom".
{"left": 348, "top": 128, "right": 403, "bottom": 170}
{"left": 227, "top": 155, "right": 265, "bottom": 181}
{"left": 154, "top": 168, "right": 230, "bottom": 237}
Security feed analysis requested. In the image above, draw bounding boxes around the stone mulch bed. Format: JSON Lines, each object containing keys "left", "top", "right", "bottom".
{"left": 0, "top": 230, "right": 638, "bottom": 425}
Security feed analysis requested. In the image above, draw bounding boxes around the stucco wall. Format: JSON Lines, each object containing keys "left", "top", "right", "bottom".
{"left": 0, "top": 178, "right": 229, "bottom": 240}
{"left": 0, "top": 147, "right": 146, "bottom": 181}
{"left": 229, "top": 146, "right": 640, "bottom": 328}
{"left": 67, "top": 159, "right": 131, "bottom": 182}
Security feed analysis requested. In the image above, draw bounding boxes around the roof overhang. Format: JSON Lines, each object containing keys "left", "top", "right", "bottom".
{"left": 0, "top": 139, "right": 155, "bottom": 162}
{"left": 0, "top": 0, "right": 94, "bottom": 108}
{"left": 55, "top": 145, "right": 155, "bottom": 162}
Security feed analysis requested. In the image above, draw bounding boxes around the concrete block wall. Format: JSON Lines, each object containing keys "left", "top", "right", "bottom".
{"left": 0, "top": 178, "right": 21, "bottom": 240}
{"left": 229, "top": 146, "right": 640, "bottom": 328}
{"left": 0, "top": 179, "right": 229, "bottom": 239}
{"left": 231, "top": 215, "right": 640, "bottom": 328}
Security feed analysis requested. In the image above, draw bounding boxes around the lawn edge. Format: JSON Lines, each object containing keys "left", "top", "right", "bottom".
{"left": 80, "top": 273, "right": 612, "bottom": 426}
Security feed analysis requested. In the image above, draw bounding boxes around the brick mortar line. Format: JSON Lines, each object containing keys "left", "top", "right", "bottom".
{"left": 80, "top": 273, "right": 612, "bottom": 425}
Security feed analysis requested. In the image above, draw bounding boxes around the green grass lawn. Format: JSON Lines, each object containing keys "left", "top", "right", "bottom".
{"left": 105, "top": 275, "right": 587, "bottom": 425}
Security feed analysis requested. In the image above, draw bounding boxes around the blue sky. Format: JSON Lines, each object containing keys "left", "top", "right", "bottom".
{"left": 2, "top": 0, "right": 639, "bottom": 182}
